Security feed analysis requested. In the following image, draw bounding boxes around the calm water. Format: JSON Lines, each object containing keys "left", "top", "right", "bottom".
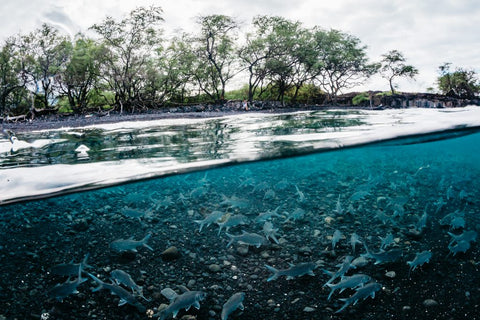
{"left": 0, "top": 107, "right": 480, "bottom": 319}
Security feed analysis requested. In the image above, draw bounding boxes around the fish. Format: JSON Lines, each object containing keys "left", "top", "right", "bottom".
{"left": 226, "top": 231, "right": 268, "bottom": 248}
{"left": 361, "top": 243, "right": 403, "bottom": 265}
{"left": 220, "top": 195, "right": 249, "bottom": 209}
{"left": 265, "top": 262, "right": 317, "bottom": 281}
{"left": 448, "top": 230, "right": 478, "bottom": 246}
{"left": 350, "top": 233, "right": 362, "bottom": 254}
{"left": 263, "top": 221, "right": 280, "bottom": 244}
{"left": 331, "top": 229, "right": 343, "bottom": 250}
{"left": 284, "top": 208, "right": 306, "bottom": 222}
{"left": 326, "top": 274, "right": 371, "bottom": 300}
{"left": 254, "top": 206, "right": 282, "bottom": 224}
{"left": 448, "top": 240, "right": 471, "bottom": 256}
{"left": 378, "top": 233, "right": 394, "bottom": 250}
{"left": 48, "top": 266, "right": 87, "bottom": 301}
{"left": 121, "top": 207, "right": 145, "bottom": 220}
{"left": 51, "top": 253, "right": 91, "bottom": 277}
{"left": 407, "top": 250, "right": 432, "bottom": 276}
{"left": 110, "top": 269, "right": 150, "bottom": 301}
{"left": 294, "top": 185, "right": 306, "bottom": 202}
{"left": 217, "top": 214, "right": 248, "bottom": 235}
{"left": 323, "top": 255, "right": 355, "bottom": 285}
{"left": 110, "top": 233, "right": 153, "bottom": 252}
{"left": 335, "top": 282, "right": 382, "bottom": 313}
{"left": 194, "top": 210, "right": 224, "bottom": 232}
{"left": 88, "top": 273, "right": 146, "bottom": 312}
{"left": 155, "top": 289, "right": 207, "bottom": 320}
{"left": 415, "top": 207, "right": 428, "bottom": 231}
{"left": 221, "top": 292, "right": 245, "bottom": 320}
{"left": 333, "top": 195, "right": 343, "bottom": 214}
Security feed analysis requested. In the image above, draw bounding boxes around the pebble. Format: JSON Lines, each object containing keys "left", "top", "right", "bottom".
{"left": 402, "top": 306, "right": 411, "bottom": 311}
{"left": 208, "top": 264, "right": 221, "bottom": 272}
{"left": 161, "top": 246, "right": 181, "bottom": 261}
{"left": 324, "top": 216, "right": 335, "bottom": 224}
{"left": 303, "top": 307, "right": 316, "bottom": 312}
{"left": 237, "top": 246, "right": 249, "bottom": 256}
{"left": 423, "top": 299, "right": 439, "bottom": 307}
{"left": 385, "top": 271, "right": 396, "bottom": 278}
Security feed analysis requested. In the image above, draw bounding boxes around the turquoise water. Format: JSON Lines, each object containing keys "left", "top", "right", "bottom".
{"left": 0, "top": 108, "right": 480, "bottom": 319}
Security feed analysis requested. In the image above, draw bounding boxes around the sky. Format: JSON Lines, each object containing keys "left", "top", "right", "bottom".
{"left": 1, "top": 0, "right": 479, "bottom": 93}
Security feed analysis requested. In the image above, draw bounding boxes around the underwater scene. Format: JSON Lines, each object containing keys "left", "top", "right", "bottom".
{"left": 1, "top": 109, "right": 480, "bottom": 320}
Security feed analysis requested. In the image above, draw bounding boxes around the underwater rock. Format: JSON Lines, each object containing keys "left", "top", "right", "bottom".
{"left": 423, "top": 299, "right": 439, "bottom": 307}
{"left": 72, "top": 219, "right": 89, "bottom": 232}
{"left": 208, "top": 264, "right": 221, "bottom": 273}
{"left": 161, "top": 246, "right": 181, "bottom": 261}
{"left": 303, "top": 307, "right": 316, "bottom": 312}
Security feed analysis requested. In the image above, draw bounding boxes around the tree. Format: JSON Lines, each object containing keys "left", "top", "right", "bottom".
{"left": 193, "top": 14, "right": 239, "bottom": 102}
{"left": 0, "top": 38, "right": 29, "bottom": 115}
{"left": 90, "top": 6, "right": 164, "bottom": 112}
{"left": 437, "top": 63, "right": 479, "bottom": 98}
{"left": 56, "top": 35, "right": 105, "bottom": 112}
{"left": 19, "top": 24, "right": 71, "bottom": 110}
{"left": 380, "top": 50, "right": 418, "bottom": 94}
{"left": 313, "top": 29, "right": 377, "bottom": 102}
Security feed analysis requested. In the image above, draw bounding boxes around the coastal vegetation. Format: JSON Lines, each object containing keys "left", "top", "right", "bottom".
{"left": 0, "top": 6, "right": 478, "bottom": 118}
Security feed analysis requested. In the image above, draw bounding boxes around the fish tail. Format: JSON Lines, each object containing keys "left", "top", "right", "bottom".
{"left": 194, "top": 220, "right": 204, "bottom": 232}
{"left": 87, "top": 273, "right": 104, "bottom": 292}
{"left": 335, "top": 299, "right": 350, "bottom": 313}
{"left": 265, "top": 264, "right": 279, "bottom": 281}
{"left": 142, "top": 233, "right": 153, "bottom": 251}
{"left": 226, "top": 233, "right": 234, "bottom": 248}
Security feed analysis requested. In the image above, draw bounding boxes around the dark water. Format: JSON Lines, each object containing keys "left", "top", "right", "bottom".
{"left": 1, "top": 127, "right": 479, "bottom": 319}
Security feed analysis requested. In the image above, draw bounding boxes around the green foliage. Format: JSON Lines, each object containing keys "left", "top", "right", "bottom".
{"left": 57, "top": 97, "right": 73, "bottom": 114}
{"left": 352, "top": 92, "right": 370, "bottom": 105}
{"left": 437, "top": 63, "right": 479, "bottom": 98}
{"left": 380, "top": 50, "right": 418, "bottom": 94}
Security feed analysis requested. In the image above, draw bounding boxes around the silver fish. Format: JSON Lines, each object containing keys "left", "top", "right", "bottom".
{"left": 88, "top": 273, "right": 146, "bottom": 312}
{"left": 110, "top": 233, "right": 153, "bottom": 252}
{"left": 156, "top": 289, "right": 207, "bottom": 320}
{"left": 335, "top": 282, "right": 382, "bottom": 313}
{"left": 194, "top": 210, "right": 224, "bottom": 232}
{"left": 407, "top": 250, "right": 432, "bottom": 276}
{"left": 226, "top": 231, "right": 268, "bottom": 248}
{"left": 323, "top": 255, "right": 355, "bottom": 285}
{"left": 48, "top": 266, "right": 87, "bottom": 301}
{"left": 110, "top": 269, "right": 149, "bottom": 301}
{"left": 51, "top": 253, "right": 91, "bottom": 277}
{"left": 362, "top": 243, "right": 402, "bottom": 265}
{"left": 263, "top": 221, "right": 280, "bottom": 244}
{"left": 332, "top": 229, "right": 343, "bottom": 250}
{"left": 350, "top": 233, "right": 362, "bottom": 254}
{"left": 217, "top": 214, "right": 248, "bottom": 235}
{"left": 221, "top": 292, "right": 245, "bottom": 320}
{"left": 265, "top": 262, "right": 317, "bottom": 281}
{"left": 326, "top": 274, "right": 371, "bottom": 300}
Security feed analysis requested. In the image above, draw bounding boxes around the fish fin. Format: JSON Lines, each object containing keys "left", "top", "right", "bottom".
{"left": 322, "top": 269, "right": 333, "bottom": 276}
{"left": 308, "top": 271, "right": 315, "bottom": 276}
{"left": 143, "top": 243, "right": 154, "bottom": 251}
{"left": 118, "top": 299, "right": 127, "bottom": 306}
{"left": 264, "top": 265, "right": 278, "bottom": 281}
{"left": 239, "top": 302, "right": 245, "bottom": 310}
{"left": 193, "top": 301, "right": 201, "bottom": 309}
{"left": 286, "top": 276, "right": 293, "bottom": 280}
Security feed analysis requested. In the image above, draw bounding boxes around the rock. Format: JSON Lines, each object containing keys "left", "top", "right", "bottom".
{"left": 385, "top": 271, "right": 396, "bottom": 278}
{"left": 423, "top": 299, "right": 439, "bottom": 307}
{"left": 303, "top": 307, "right": 316, "bottom": 312}
{"left": 237, "top": 246, "right": 249, "bottom": 256}
{"left": 402, "top": 306, "right": 411, "bottom": 311}
{"left": 161, "top": 246, "right": 181, "bottom": 261}
{"left": 72, "top": 219, "right": 89, "bottom": 232}
{"left": 208, "top": 264, "right": 221, "bottom": 273}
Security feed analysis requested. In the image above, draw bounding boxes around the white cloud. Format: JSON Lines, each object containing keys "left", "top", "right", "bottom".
{"left": 0, "top": 0, "right": 478, "bottom": 93}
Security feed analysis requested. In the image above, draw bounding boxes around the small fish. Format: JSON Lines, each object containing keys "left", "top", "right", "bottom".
{"left": 448, "top": 230, "right": 478, "bottom": 246}
{"left": 221, "top": 292, "right": 245, "bottom": 320}
{"left": 407, "top": 251, "right": 432, "bottom": 276}
{"left": 265, "top": 262, "right": 317, "bottom": 281}
{"left": 284, "top": 208, "right": 306, "bottom": 222}
{"left": 294, "top": 185, "right": 306, "bottom": 202}
{"left": 88, "top": 273, "right": 146, "bottom": 312}
{"left": 263, "top": 221, "right": 280, "bottom": 244}
{"left": 226, "top": 231, "right": 268, "bottom": 248}
{"left": 110, "top": 269, "right": 149, "bottom": 301}
{"left": 332, "top": 229, "right": 343, "bottom": 250}
{"left": 335, "top": 282, "right": 382, "bottom": 313}
{"left": 415, "top": 208, "right": 428, "bottom": 231}
{"left": 121, "top": 207, "right": 145, "bottom": 220}
{"left": 194, "top": 211, "right": 224, "bottom": 232}
{"left": 350, "top": 233, "right": 362, "bottom": 254}
{"left": 378, "top": 233, "right": 394, "bottom": 250}
{"left": 323, "top": 255, "right": 356, "bottom": 285}
{"left": 333, "top": 195, "right": 343, "bottom": 215}
{"left": 361, "top": 243, "right": 402, "bottom": 265}
{"left": 48, "top": 266, "right": 87, "bottom": 301}
{"left": 220, "top": 195, "right": 249, "bottom": 209}
{"left": 448, "top": 240, "right": 471, "bottom": 256}
{"left": 110, "top": 233, "right": 153, "bottom": 252}
{"left": 217, "top": 214, "right": 248, "bottom": 235}
{"left": 326, "top": 274, "right": 371, "bottom": 300}
{"left": 156, "top": 289, "right": 207, "bottom": 320}
{"left": 51, "top": 253, "right": 91, "bottom": 277}
{"left": 255, "top": 206, "right": 282, "bottom": 224}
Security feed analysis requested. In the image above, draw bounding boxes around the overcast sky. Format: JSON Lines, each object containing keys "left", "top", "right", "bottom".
{"left": 1, "top": 0, "right": 479, "bottom": 93}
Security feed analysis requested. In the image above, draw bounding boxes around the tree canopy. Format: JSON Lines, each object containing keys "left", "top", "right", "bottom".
{"left": 437, "top": 63, "right": 479, "bottom": 99}
{"left": 380, "top": 50, "right": 418, "bottom": 94}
